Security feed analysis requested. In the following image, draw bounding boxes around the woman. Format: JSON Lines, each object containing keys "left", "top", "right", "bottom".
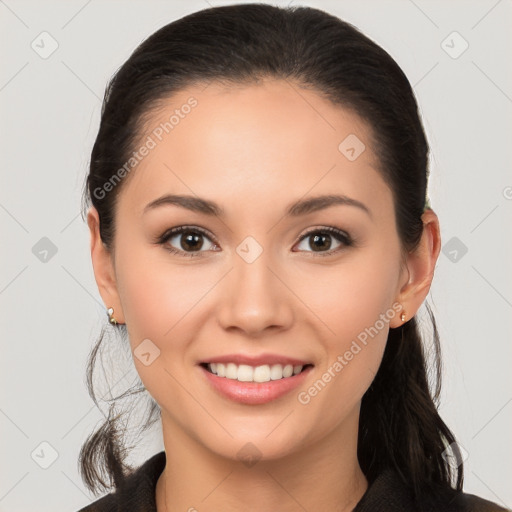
{"left": 76, "top": 3, "right": 508, "bottom": 511}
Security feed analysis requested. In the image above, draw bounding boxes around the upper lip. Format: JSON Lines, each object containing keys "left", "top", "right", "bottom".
{"left": 200, "top": 353, "right": 313, "bottom": 367}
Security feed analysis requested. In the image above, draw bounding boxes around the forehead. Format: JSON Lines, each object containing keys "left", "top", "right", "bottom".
{"left": 118, "top": 79, "right": 391, "bottom": 219}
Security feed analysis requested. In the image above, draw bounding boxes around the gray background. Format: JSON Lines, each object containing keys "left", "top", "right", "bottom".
{"left": 1, "top": 0, "right": 511, "bottom": 510}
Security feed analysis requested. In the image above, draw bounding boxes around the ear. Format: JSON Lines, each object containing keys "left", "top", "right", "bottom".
{"left": 87, "top": 206, "right": 125, "bottom": 324}
{"left": 389, "top": 209, "right": 441, "bottom": 328}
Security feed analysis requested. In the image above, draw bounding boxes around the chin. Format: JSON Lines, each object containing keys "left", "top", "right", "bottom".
{"left": 194, "top": 419, "right": 314, "bottom": 465}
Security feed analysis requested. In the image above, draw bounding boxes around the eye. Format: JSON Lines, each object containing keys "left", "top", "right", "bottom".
{"left": 294, "top": 227, "right": 353, "bottom": 256}
{"left": 157, "top": 226, "right": 218, "bottom": 258}
{"left": 156, "top": 225, "right": 353, "bottom": 258}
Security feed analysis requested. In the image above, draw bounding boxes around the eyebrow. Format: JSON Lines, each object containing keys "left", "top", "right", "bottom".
{"left": 143, "top": 193, "right": 372, "bottom": 219}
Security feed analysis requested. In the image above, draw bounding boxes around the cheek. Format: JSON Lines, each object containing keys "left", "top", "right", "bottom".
{"left": 113, "top": 241, "right": 225, "bottom": 402}
{"left": 294, "top": 245, "right": 400, "bottom": 346}
{"left": 293, "top": 249, "right": 399, "bottom": 411}
{"left": 113, "top": 244, "right": 212, "bottom": 412}
{"left": 115, "top": 239, "right": 210, "bottom": 344}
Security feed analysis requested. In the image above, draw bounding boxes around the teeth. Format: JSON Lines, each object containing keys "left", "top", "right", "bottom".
{"left": 282, "top": 364, "right": 293, "bottom": 378}
{"left": 207, "top": 363, "right": 304, "bottom": 382}
{"left": 237, "top": 364, "right": 253, "bottom": 382}
{"left": 253, "top": 365, "right": 270, "bottom": 383}
{"left": 270, "top": 364, "right": 283, "bottom": 380}
{"left": 226, "top": 363, "right": 238, "bottom": 379}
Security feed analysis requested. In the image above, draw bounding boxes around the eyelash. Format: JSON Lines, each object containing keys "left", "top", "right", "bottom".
{"left": 156, "top": 225, "right": 354, "bottom": 258}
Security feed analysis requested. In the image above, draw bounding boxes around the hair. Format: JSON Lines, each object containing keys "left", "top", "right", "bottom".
{"left": 79, "top": 3, "right": 464, "bottom": 507}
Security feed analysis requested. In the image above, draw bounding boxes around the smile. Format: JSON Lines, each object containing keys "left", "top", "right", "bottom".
{"left": 199, "top": 358, "right": 314, "bottom": 405}
{"left": 203, "top": 362, "right": 311, "bottom": 383}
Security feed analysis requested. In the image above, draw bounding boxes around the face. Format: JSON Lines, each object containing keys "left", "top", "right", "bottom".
{"left": 91, "top": 78, "right": 413, "bottom": 462}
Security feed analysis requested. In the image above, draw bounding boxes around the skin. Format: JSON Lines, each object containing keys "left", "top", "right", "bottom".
{"left": 88, "top": 78, "right": 441, "bottom": 511}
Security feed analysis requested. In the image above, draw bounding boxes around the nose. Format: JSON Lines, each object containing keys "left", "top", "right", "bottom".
{"left": 216, "top": 248, "right": 294, "bottom": 338}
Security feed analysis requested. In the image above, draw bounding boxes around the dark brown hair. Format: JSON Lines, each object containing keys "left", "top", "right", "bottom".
{"left": 80, "top": 3, "right": 463, "bottom": 506}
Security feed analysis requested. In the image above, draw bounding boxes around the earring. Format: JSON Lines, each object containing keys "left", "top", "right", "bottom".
{"left": 107, "top": 307, "right": 118, "bottom": 325}
{"left": 400, "top": 312, "right": 406, "bottom": 323}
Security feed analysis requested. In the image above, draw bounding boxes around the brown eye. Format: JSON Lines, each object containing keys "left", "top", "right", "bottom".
{"left": 158, "top": 226, "right": 218, "bottom": 257}
{"left": 176, "top": 230, "right": 205, "bottom": 251}
{"left": 294, "top": 227, "right": 353, "bottom": 256}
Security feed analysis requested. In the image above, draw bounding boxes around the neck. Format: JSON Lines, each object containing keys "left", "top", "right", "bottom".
{"left": 156, "top": 409, "right": 367, "bottom": 512}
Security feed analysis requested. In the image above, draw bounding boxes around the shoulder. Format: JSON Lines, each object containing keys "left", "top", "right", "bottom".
{"left": 76, "top": 492, "right": 117, "bottom": 512}
{"left": 445, "top": 490, "right": 510, "bottom": 512}
{"left": 75, "top": 451, "right": 166, "bottom": 512}
{"left": 354, "top": 468, "right": 510, "bottom": 512}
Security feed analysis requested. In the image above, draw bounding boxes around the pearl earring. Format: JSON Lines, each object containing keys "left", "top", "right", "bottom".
{"left": 107, "top": 307, "right": 118, "bottom": 325}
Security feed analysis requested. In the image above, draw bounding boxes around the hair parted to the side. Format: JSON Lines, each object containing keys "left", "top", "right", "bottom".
{"left": 79, "top": 3, "right": 463, "bottom": 505}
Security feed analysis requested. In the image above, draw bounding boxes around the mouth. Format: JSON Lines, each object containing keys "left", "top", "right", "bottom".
{"left": 198, "top": 358, "right": 314, "bottom": 405}
{"left": 200, "top": 362, "right": 314, "bottom": 383}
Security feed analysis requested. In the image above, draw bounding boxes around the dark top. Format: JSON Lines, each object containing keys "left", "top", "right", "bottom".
{"left": 77, "top": 451, "right": 509, "bottom": 512}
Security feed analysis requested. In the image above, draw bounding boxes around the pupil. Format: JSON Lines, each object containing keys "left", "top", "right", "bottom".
{"left": 182, "top": 231, "right": 202, "bottom": 251}
{"left": 311, "top": 234, "right": 330, "bottom": 251}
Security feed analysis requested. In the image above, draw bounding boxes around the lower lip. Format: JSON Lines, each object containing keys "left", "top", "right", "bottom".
{"left": 200, "top": 365, "right": 313, "bottom": 405}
